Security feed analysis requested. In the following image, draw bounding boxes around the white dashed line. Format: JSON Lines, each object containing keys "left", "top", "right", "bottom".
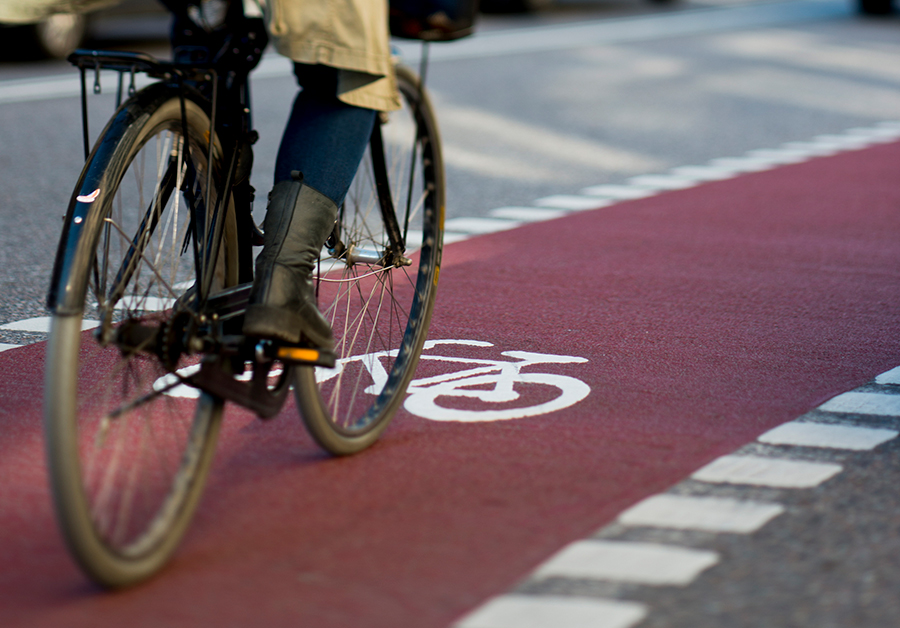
{"left": 744, "top": 148, "right": 814, "bottom": 163}
{"left": 707, "top": 156, "right": 778, "bottom": 172}
{"left": 626, "top": 174, "right": 700, "bottom": 190}
{"left": 758, "top": 421, "right": 899, "bottom": 450}
{"left": 691, "top": 455, "right": 842, "bottom": 488}
{"left": 875, "top": 365, "right": 900, "bottom": 385}
{"left": 443, "top": 232, "right": 471, "bottom": 244}
{"left": 455, "top": 595, "right": 648, "bottom": 628}
{"left": 579, "top": 184, "right": 659, "bottom": 200}
{"left": 618, "top": 494, "right": 785, "bottom": 533}
{"left": 811, "top": 134, "right": 874, "bottom": 149}
{"left": 442, "top": 217, "right": 523, "bottom": 234}
{"left": 533, "top": 540, "right": 719, "bottom": 586}
{"left": 533, "top": 195, "right": 615, "bottom": 210}
{"left": 488, "top": 207, "right": 569, "bottom": 222}
{"left": 780, "top": 141, "right": 841, "bottom": 156}
{"left": 818, "top": 391, "right": 900, "bottom": 417}
{"left": 0, "top": 317, "right": 99, "bottom": 333}
{"left": 668, "top": 165, "right": 740, "bottom": 180}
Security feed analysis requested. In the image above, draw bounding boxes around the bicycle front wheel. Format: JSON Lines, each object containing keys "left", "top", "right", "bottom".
{"left": 44, "top": 84, "right": 239, "bottom": 588}
{"left": 295, "top": 65, "right": 445, "bottom": 454}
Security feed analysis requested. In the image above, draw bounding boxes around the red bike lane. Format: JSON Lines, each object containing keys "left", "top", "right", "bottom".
{"left": 1, "top": 141, "right": 899, "bottom": 627}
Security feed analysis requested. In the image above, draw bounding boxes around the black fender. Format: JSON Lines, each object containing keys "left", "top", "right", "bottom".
{"left": 47, "top": 82, "right": 209, "bottom": 316}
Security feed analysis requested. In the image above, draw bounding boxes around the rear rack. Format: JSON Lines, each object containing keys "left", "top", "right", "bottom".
{"left": 68, "top": 49, "right": 217, "bottom": 160}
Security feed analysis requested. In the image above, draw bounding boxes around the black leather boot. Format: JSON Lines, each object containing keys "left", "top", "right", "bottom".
{"left": 243, "top": 174, "right": 337, "bottom": 348}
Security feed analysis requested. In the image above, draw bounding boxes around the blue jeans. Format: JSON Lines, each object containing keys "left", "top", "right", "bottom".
{"left": 274, "top": 64, "right": 377, "bottom": 206}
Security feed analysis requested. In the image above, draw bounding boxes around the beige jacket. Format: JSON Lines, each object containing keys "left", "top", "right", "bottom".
{"left": 264, "top": 0, "right": 401, "bottom": 111}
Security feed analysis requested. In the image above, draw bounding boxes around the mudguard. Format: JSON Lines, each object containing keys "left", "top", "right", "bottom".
{"left": 46, "top": 82, "right": 204, "bottom": 315}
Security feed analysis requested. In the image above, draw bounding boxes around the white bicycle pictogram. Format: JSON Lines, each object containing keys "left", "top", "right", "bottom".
{"left": 315, "top": 339, "right": 591, "bottom": 422}
{"left": 160, "top": 339, "right": 591, "bottom": 422}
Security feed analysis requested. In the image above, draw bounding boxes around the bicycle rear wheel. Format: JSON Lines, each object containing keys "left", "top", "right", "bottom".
{"left": 294, "top": 65, "right": 445, "bottom": 454}
{"left": 44, "top": 84, "right": 240, "bottom": 587}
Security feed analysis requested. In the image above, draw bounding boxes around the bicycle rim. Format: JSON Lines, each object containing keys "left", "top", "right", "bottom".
{"left": 44, "top": 88, "right": 238, "bottom": 587}
{"left": 295, "top": 65, "right": 445, "bottom": 454}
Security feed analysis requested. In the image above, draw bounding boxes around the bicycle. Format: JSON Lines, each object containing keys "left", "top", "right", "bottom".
{"left": 42, "top": 4, "right": 460, "bottom": 588}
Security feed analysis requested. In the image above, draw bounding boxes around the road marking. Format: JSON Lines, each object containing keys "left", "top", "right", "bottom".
{"left": 668, "top": 165, "right": 740, "bottom": 180}
{"left": 533, "top": 195, "right": 614, "bottom": 210}
{"left": 780, "top": 140, "right": 841, "bottom": 156}
{"left": 489, "top": 207, "right": 569, "bottom": 222}
{"left": 758, "top": 421, "right": 899, "bottom": 450}
{"left": 819, "top": 391, "right": 900, "bottom": 416}
{"left": 875, "top": 365, "right": 900, "bottom": 385}
{"left": 618, "top": 494, "right": 784, "bottom": 533}
{"left": 707, "top": 156, "right": 778, "bottom": 172}
{"left": 626, "top": 174, "right": 700, "bottom": 190}
{"left": 0, "top": 343, "right": 18, "bottom": 353}
{"left": 442, "top": 217, "right": 523, "bottom": 234}
{"left": 744, "top": 148, "right": 813, "bottom": 163}
{"left": 0, "top": 317, "right": 98, "bottom": 333}
{"left": 580, "top": 184, "right": 659, "bottom": 200}
{"left": 533, "top": 540, "right": 719, "bottom": 586}
{"left": 454, "top": 594, "right": 648, "bottom": 628}
{"left": 691, "top": 455, "right": 842, "bottom": 488}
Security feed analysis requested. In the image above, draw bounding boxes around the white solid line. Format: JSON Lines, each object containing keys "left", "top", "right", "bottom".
{"left": 618, "top": 494, "right": 784, "bottom": 533}
{"left": 581, "top": 184, "right": 658, "bottom": 199}
{"left": 758, "top": 422, "right": 899, "bottom": 451}
{"left": 489, "top": 207, "right": 569, "bottom": 221}
{"left": 533, "top": 195, "right": 615, "bottom": 210}
{"left": 0, "top": 343, "right": 19, "bottom": 353}
{"left": 819, "top": 391, "right": 900, "bottom": 417}
{"left": 0, "top": 317, "right": 99, "bottom": 333}
{"left": 875, "top": 365, "right": 900, "bottom": 385}
{"left": 533, "top": 540, "right": 719, "bottom": 586}
{"left": 443, "top": 217, "right": 523, "bottom": 234}
{"left": 454, "top": 595, "right": 648, "bottom": 628}
{"left": 626, "top": 174, "right": 700, "bottom": 190}
{"left": 691, "top": 455, "right": 842, "bottom": 488}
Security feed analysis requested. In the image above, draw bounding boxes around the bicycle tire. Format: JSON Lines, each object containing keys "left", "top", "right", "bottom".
{"left": 44, "top": 83, "right": 240, "bottom": 588}
{"left": 294, "top": 64, "right": 445, "bottom": 454}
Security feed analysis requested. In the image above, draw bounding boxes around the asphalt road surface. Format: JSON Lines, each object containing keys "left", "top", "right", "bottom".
{"left": 0, "top": 1, "right": 898, "bottom": 626}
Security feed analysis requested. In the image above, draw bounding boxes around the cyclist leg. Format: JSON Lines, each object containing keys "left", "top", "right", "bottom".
{"left": 243, "top": 64, "right": 376, "bottom": 348}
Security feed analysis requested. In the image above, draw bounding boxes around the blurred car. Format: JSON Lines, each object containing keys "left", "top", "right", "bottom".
{"left": 0, "top": 0, "right": 164, "bottom": 60}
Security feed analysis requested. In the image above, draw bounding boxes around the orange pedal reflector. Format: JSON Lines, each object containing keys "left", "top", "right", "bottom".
{"left": 276, "top": 347, "right": 320, "bottom": 363}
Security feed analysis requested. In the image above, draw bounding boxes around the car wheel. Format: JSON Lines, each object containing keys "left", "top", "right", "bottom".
{"left": 32, "top": 13, "right": 87, "bottom": 59}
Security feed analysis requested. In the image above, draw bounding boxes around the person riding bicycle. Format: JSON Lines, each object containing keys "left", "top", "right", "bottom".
{"left": 169, "top": 0, "right": 400, "bottom": 351}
